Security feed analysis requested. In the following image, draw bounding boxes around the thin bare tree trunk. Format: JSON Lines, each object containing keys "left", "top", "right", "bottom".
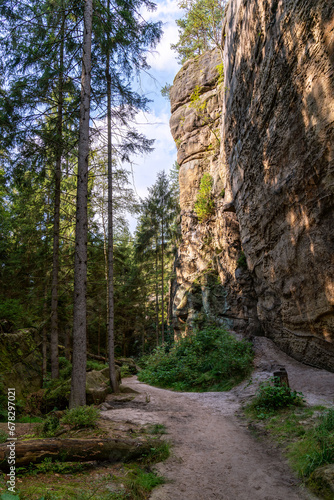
{"left": 42, "top": 284, "right": 48, "bottom": 382}
{"left": 98, "top": 309, "right": 101, "bottom": 357}
{"left": 106, "top": 28, "right": 119, "bottom": 393}
{"left": 155, "top": 241, "right": 159, "bottom": 346}
{"left": 65, "top": 329, "right": 71, "bottom": 361}
{"left": 70, "top": 0, "right": 93, "bottom": 408}
{"left": 102, "top": 206, "right": 109, "bottom": 362}
{"left": 50, "top": 11, "right": 65, "bottom": 380}
{"left": 161, "top": 215, "right": 164, "bottom": 344}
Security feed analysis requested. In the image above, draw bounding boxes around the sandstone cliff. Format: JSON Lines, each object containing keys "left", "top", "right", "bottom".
{"left": 170, "top": 0, "right": 334, "bottom": 371}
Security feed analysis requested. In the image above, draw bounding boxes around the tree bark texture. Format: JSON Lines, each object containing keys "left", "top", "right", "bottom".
{"left": 70, "top": 0, "right": 93, "bottom": 408}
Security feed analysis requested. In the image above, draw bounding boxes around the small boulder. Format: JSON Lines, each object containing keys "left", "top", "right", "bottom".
{"left": 86, "top": 370, "right": 110, "bottom": 405}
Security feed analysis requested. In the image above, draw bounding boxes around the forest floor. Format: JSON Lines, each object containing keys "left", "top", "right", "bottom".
{"left": 101, "top": 337, "right": 334, "bottom": 500}
{"left": 1, "top": 337, "right": 334, "bottom": 499}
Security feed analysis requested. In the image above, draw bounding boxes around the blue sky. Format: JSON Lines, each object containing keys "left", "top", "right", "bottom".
{"left": 127, "top": 0, "right": 182, "bottom": 232}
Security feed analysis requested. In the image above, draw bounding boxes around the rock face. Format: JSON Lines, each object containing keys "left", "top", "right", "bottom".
{"left": 0, "top": 330, "right": 42, "bottom": 398}
{"left": 170, "top": 0, "right": 334, "bottom": 370}
{"left": 170, "top": 49, "right": 261, "bottom": 337}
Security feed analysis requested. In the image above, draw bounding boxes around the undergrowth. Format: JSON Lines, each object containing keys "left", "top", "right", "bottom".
{"left": 246, "top": 378, "right": 304, "bottom": 419}
{"left": 245, "top": 382, "right": 334, "bottom": 498}
{"left": 61, "top": 405, "right": 99, "bottom": 429}
{"left": 0, "top": 430, "right": 7, "bottom": 443}
{"left": 138, "top": 325, "right": 253, "bottom": 391}
{"left": 2, "top": 441, "right": 169, "bottom": 500}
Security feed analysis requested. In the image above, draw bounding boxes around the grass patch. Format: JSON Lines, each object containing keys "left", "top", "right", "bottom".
{"left": 6, "top": 442, "right": 169, "bottom": 499}
{"left": 17, "top": 416, "right": 44, "bottom": 424}
{"left": 289, "top": 408, "right": 334, "bottom": 477}
{"left": 0, "top": 430, "right": 8, "bottom": 443}
{"left": 144, "top": 442, "right": 170, "bottom": 464}
{"left": 60, "top": 405, "right": 99, "bottom": 429}
{"left": 122, "top": 465, "right": 165, "bottom": 499}
{"left": 244, "top": 397, "right": 334, "bottom": 497}
{"left": 146, "top": 424, "right": 167, "bottom": 435}
{"left": 16, "top": 457, "right": 86, "bottom": 477}
{"left": 138, "top": 325, "right": 253, "bottom": 392}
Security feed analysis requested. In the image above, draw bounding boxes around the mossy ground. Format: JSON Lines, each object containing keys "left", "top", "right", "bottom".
{"left": 0, "top": 461, "right": 164, "bottom": 499}
{"left": 0, "top": 418, "right": 169, "bottom": 500}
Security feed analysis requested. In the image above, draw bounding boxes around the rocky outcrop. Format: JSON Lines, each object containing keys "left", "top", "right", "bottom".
{"left": 170, "top": 0, "right": 334, "bottom": 370}
{"left": 170, "top": 49, "right": 260, "bottom": 337}
{"left": 0, "top": 330, "right": 42, "bottom": 398}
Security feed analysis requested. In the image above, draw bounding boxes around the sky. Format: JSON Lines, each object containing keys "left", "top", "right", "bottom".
{"left": 126, "top": 0, "right": 182, "bottom": 233}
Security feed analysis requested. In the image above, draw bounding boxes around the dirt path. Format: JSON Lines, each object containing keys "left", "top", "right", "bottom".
{"left": 100, "top": 338, "right": 334, "bottom": 500}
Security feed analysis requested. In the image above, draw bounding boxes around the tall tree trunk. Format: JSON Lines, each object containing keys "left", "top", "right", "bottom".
{"left": 51, "top": 12, "right": 65, "bottom": 379}
{"left": 65, "top": 329, "right": 71, "bottom": 361}
{"left": 98, "top": 309, "right": 101, "bottom": 357}
{"left": 155, "top": 241, "right": 159, "bottom": 346}
{"left": 161, "top": 215, "right": 164, "bottom": 344}
{"left": 70, "top": 0, "right": 93, "bottom": 408}
{"left": 42, "top": 284, "right": 48, "bottom": 382}
{"left": 107, "top": 38, "right": 119, "bottom": 393}
{"left": 102, "top": 205, "right": 109, "bottom": 361}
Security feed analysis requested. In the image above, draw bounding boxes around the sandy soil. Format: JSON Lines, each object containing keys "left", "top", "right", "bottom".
{"left": 100, "top": 337, "right": 334, "bottom": 500}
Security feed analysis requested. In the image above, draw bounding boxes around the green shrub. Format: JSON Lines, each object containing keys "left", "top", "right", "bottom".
{"left": 86, "top": 360, "right": 106, "bottom": 371}
{"left": 194, "top": 173, "right": 215, "bottom": 222}
{"left": 17, "top": 415, "right": 43, "bottom": 423}
{"left": 59, "top": 357, "right": 72, "bottom": 380}
{"left": 138, "top": 325, "right": 253, "bottom": 391}
{"left": 61, "top": 405, "right": 99, "bottom": 429}
{"left": 40, "top": 413, "right": 60, "bottom": 437}
{"left": 249, "top": 379, "right": 304, "bottom": 418}
{"left": 0, "top": 429, "right": 8, "bottom": 443}
{"left": 120, "top": 364, "right": 132, "bottom": 378}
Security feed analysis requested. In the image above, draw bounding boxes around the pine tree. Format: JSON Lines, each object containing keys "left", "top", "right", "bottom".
{"left": 135, "top": 171, "right": 179, "bottom": 345}
{"left": 69, "top": 0, "right": 93, "bottom": 408}
{"left": 171, "top": 0, "right": 225, "bottom": 63}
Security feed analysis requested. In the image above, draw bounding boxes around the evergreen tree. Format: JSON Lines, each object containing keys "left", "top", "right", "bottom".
{"left": 70, "top": 0, "right": 93, "bottom": 408}
{"left": 171, "top": 0, "right": 225, "bottom": 63}
{"left": 135, "top": 170, "right": 179, "bottom": 345}
{"left": 89, "top": 0, "right": 162, "bottom": 393}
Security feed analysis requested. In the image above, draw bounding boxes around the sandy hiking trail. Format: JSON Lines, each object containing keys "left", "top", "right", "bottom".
{"left": 101, "top": 337, "right": 334, "bottom": 500}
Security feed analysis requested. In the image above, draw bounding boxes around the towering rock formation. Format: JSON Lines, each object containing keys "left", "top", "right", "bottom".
{"left": 170, "top": 0, "right": 334, "bottom": 371}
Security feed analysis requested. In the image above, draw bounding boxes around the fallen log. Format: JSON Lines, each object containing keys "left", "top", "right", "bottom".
{"left": 0, "top": 438, "right": 153, "bottom": 470}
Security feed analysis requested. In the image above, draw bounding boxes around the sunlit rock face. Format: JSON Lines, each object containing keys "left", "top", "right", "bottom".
{"left": 170, "top": 49, "right": 260, "bottom": 338}
{"left": 171, "top": 0, "right": 334, "bottom": 371}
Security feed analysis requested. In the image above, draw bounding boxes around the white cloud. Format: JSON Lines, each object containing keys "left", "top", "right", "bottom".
{"left": 147, "top": 23, "right": 180, "bottom": 72}
{"left": 125, "top": 0, "right": 182, "bottom": 232}
{"left": 141, "top": 0, "right": 182, "bottom": 73}
{"left": 131, "top": 108, "right": 176, "bottom": 197}
{"left": 143, "top": 0, "right": 181, "bottom": 20}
